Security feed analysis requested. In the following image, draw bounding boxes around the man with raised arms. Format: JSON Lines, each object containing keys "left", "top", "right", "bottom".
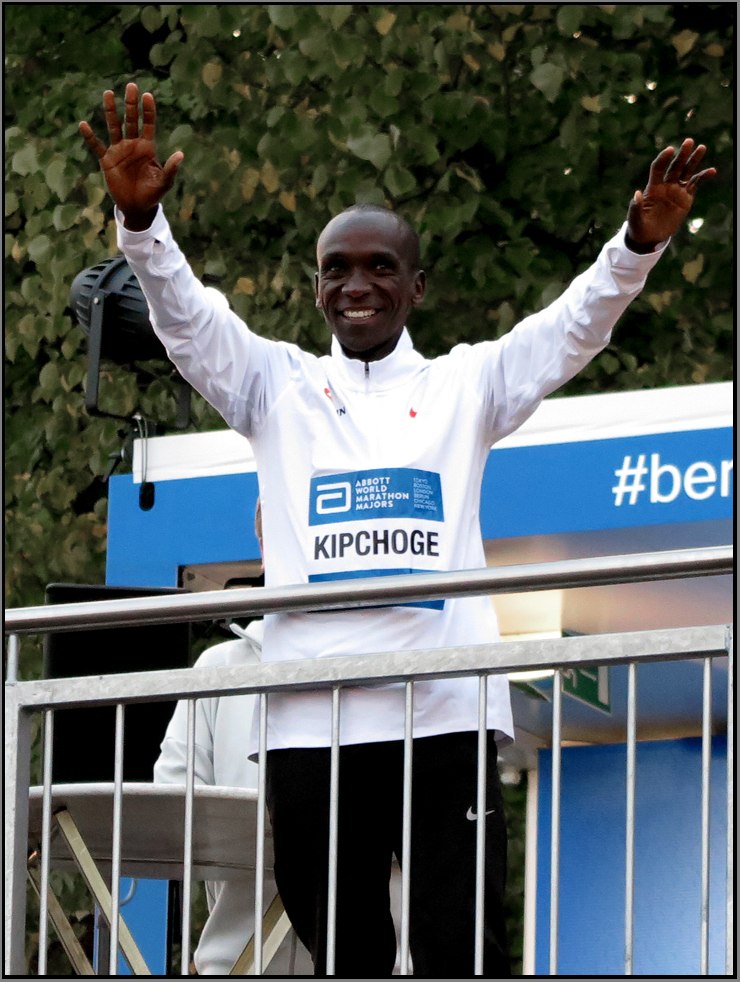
{"left": 81, "top": 83, "right": 713, "bottom": 978}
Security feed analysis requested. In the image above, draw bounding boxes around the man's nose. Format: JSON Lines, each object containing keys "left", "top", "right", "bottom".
{"left": 342, "top": 270, "right": 371, "bottom": 295}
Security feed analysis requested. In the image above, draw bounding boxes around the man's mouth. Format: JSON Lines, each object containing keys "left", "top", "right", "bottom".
{"left": 340, "top": 309, "right": 379, "bottom": 320}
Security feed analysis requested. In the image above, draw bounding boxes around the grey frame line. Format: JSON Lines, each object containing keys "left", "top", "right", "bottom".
{"left": 726, "top": 626, "right": 734, "bottom": 976}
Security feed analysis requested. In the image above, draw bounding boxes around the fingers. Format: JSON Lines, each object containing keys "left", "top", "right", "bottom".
{"left": 103, "top": 89, "right": 123, "bottom": 145}
{"left": 141, "top": 92, "right": 156, "bottom": 142}
{"left": 125, "top": 82, "right": 140, "bottom": 140}
{"left": 663, "top": 138, "right": 695, "bottom": 182}
{"left": 647, "top": 145, "right": 677, "bottom": 184}
{"left": 680, "top": 144, "right": 708, "bottom": 183}
{"left": 162, "top": 152, "right": 185, "bottom": 192}
{"left": 79, "top": 121, "right": 107, "bottom": 160}
{"left": 687, "top": 166, "right": 717, "bottom": 192}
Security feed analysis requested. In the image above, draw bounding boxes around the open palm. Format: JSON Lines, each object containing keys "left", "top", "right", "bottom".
{"left": 80, "top": 83, "right": 183, "bottom": 229}
{"left": 627, "top": 139, "right": 716, "bottom": 248}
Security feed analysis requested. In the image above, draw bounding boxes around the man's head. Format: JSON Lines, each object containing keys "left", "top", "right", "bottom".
{"left": 315, "top": 204, "right": 425, "bottom": 362}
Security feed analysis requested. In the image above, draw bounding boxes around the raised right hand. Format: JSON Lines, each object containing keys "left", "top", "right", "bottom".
{"left": 79, "top": 82, "right": 183, "bottom": 231}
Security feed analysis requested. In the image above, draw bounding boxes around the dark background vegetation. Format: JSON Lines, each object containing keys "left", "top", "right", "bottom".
{"left": 5, "top": 4, "right": 733, "bottom": 974}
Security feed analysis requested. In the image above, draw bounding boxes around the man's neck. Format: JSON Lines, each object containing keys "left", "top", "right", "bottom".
{"left": 339, "top": 330, "right": 404, "bottom": 363}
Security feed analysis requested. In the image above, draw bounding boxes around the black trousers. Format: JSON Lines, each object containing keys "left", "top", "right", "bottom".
{"left": 266, "top": 731, "right": 510, "bottom": 978}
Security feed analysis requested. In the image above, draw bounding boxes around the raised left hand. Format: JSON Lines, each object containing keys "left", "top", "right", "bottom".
{"left": 626, "top": 139, "right": 716, "bottom": 252}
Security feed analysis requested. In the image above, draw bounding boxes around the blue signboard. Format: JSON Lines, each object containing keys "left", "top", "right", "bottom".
{"left": 481, "top": 427, "right": 732, "bottom": 540}
{"left": 107, "top": 428, "right": 732, "bottom": 588}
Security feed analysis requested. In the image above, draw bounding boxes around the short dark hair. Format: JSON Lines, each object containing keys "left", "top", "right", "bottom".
{"left": 338, "top": 203, "right": 421, "bottom": 270}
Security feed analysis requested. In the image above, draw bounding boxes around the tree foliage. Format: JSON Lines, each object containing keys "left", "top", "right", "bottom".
{"left": 5, "top": 4, "right": 734, "bottom": 622}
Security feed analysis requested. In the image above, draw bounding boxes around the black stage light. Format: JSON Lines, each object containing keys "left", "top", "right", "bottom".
{"left": 68, "top": 256, "right": 190, "bottom": 427}
{"left": 69, "top": 255, "right": 166, "bottom": 419}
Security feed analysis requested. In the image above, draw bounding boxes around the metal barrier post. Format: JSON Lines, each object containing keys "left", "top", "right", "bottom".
{"left": 549, "top": 669, "right": 562, "bottom": 976}
{"left": 400, "top": 681, "right": 414, "bottom": 976}
{"left": 181, "top": 700, "right": 196, "bottom": 976}
{"left": 700, "top": 658, "right": 712, "bottom": 975}
{"left": 4, "top": 680, "right": 32, "bottom": 977}
{"left": 38, "top": 710, "right": 55, "bottom": 976}
{"left": 326, "top": 687, "right": 341, "bottom": 976}
{"left": 254, "top": 692, "right": 268, "bottom": 977}
{"left": 624, "top": 662, "right": 637, "bottom": 975}
{"left": 109, "top": 704, "right": 125, "bottom": 976}
{"left": 474, "top": 674, "right": 488, "bottom": 976}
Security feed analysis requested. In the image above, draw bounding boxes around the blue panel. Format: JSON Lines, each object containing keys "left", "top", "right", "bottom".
{"left": 482, "top": 428, "right": 733, "bottom": 539}
{"left": 107, "top": 472, "right": 260, "bottom": 587}
{"left": 535, "top": 737, "right": 728, "bottom": 976}
{"left": 118, "top": 879, "right": 168, "bottom": 976}
{"left": 93, "top": 880, "right": 168, "bottom": 975}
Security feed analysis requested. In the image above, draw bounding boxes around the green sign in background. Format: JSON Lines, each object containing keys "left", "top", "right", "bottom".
{"left": 562, "top": 666, "right": 611, "bottom": 714}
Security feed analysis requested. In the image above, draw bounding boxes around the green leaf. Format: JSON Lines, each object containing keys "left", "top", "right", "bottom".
{"left": 384, "top": 163, "right": 416, "bottom": 197}
{"left": 530, "top": 63, "right": 565, "bottom": 103}
{"left": 330, "top": 5, "right": 353, "bottom": 29}
{"left": 141, "top": 5, "right": 164, "bottom": 33}
{"left": 346, "top": 131, "right": 392, "bottom": 170}
{"left": 369, "top": 90, "right": 400, "bottom": 118}
{"left": 12, "top": 143, "right": 38, "bottom": 176}
{"left": 52, "top": 204, "right": 79, "bottom": 231}
{"left": 45, "top": 158, "right": 75, "bottom": 202}
{"left": 299, "top": 32, "right": 329, "bottom": 60}
{"left": 27, "top": 235, "right": 51, "bottom": 263}
{"left": 5, "top": 191, "right": 19, "bottom": 216}
{"left": 556, "top": 5, "right": 584, "bottom": 35}
{"left": 39, "top": 360, "right": 60, "bottom": 396}
{"left": 267, "top": 4, "right": 296, "bottom": 29}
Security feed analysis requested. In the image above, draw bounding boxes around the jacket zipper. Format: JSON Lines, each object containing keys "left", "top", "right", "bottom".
{"left": 364, "top": 361, "right": 370, "bottom": 394}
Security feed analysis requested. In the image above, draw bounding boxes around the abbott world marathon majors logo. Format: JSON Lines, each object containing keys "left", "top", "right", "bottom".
{"left": 612, "top": 453, "right": 733, "bottom": 506}
{"left": 309, "top": 468, "right": 445, "bottom": 525}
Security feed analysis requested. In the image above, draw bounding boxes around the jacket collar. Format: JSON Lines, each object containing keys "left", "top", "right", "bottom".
{"left": 330, "top": 328, "right": 425, "bottom": 391}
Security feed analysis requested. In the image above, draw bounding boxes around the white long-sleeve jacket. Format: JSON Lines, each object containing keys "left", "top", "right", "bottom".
{"left": 119, "top": 208, "right": 665, "bottom": 753}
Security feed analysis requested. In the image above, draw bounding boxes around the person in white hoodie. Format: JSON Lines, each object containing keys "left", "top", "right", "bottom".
{"left": 153, "top": 620, "right": 275, "bottom": 976}
{"left": 81, "top": 83, "right": 714, "bottom": 978}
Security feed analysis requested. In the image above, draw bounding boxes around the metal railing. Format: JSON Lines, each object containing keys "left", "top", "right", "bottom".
{"left": 4, "top": 546, "right": 734, "bottom": 977}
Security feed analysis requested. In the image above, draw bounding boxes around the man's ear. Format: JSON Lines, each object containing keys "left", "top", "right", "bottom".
{"left": 314, "top": 271, "right": 321, "bottom": 308}
{"left": 411, "top": 270, "right": 426, "bottom": 305}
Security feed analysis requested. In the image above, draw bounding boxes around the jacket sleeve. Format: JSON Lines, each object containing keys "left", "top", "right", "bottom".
{"left": 152, "top": 696, "right": 216, "bottom": 786}
{"left": 117, "top": 206, "right": 304, "bottom": 439}
{"left": 467, "top": 223, "right": 668, "bottom": 445}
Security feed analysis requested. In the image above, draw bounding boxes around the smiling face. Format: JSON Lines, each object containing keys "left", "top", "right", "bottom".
{"left": 315, "top": 208, "right": 425, "bottom": 362}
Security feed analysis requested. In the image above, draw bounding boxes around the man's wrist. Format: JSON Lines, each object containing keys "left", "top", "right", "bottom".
{"left": 123, "top": 208, "right": 158, "bottom": 232}
{"left": 624, "top": 231, "right": 661, "bottom": 255}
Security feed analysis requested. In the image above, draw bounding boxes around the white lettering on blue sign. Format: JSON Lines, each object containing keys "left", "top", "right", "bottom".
{"left": 613, "top": 454, "right": 733, "bottom": 506}
{"left": 315, "top": 482, "right": 352, "bottom": 514}
{"left": 309, "top": 468, "right": 444, "bottom": 526}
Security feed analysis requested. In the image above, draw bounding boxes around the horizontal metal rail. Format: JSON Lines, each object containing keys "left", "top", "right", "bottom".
{"left": 6, "top": 625, "right": 729, "bottom": 712}
{"left": 4, "top": 546, "right": 732, "bottom": 635}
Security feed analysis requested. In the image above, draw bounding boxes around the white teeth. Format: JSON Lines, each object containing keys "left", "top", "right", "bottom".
{"left": 343, "top": 309, "right": 377, "bottom": 319}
